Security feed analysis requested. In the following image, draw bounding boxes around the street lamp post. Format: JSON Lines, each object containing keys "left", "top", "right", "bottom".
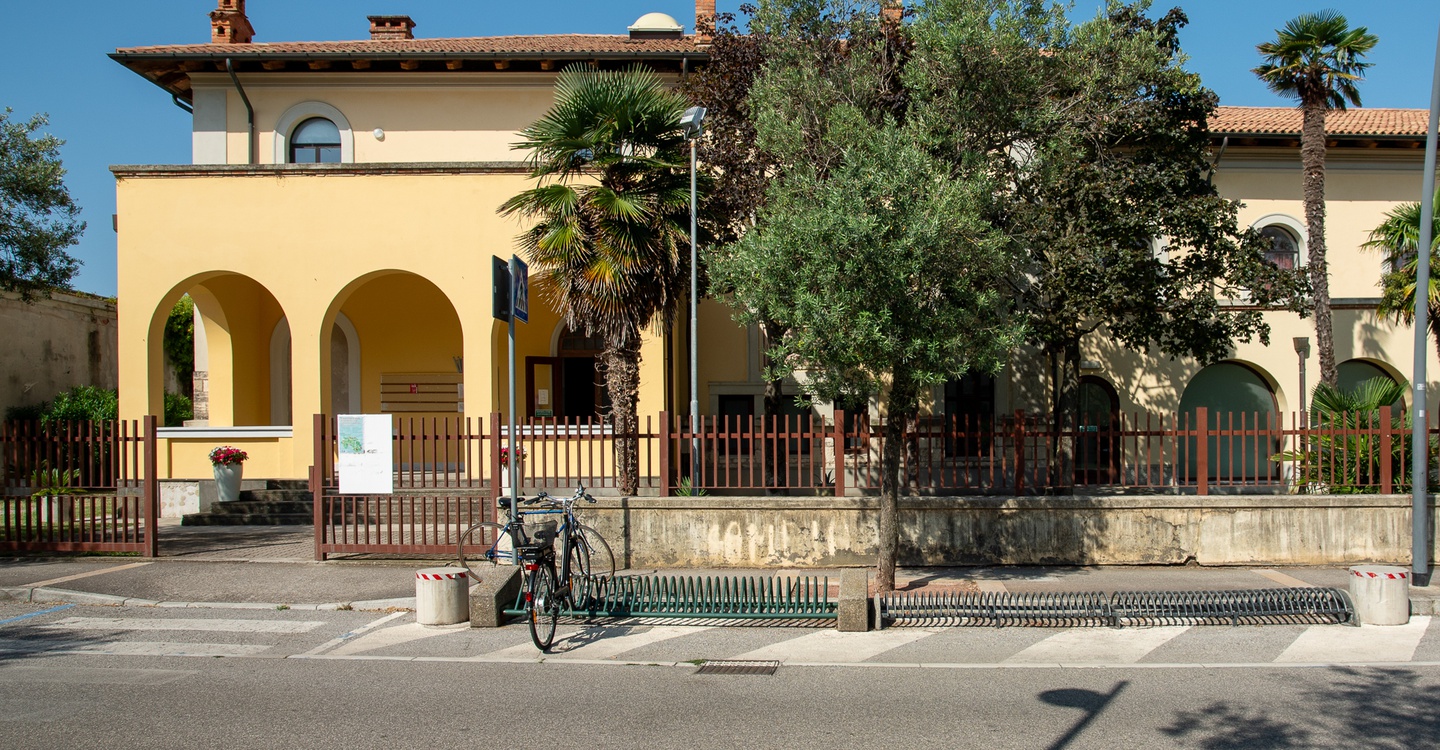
{"left": 681, "top": 105, "right": 707, "bottom": 487}
{"left": 1413, "top": 21, "right": 1440, "bottom": 584}
{"left": 1293, "top": 337, "right": 1309, "bottom": 422}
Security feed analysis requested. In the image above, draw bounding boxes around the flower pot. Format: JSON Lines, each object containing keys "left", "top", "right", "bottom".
{"left": 213, "top": 462, "right": 243, "bottom": 503}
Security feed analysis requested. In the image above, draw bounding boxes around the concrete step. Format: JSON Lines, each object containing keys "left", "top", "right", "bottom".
{"left": 207, "top": 500, "right": 313, "bottom": 516}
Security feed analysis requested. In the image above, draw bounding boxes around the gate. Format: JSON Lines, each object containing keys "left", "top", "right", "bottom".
{"left": 0, "top": 417, "right": 159, "bottom": 556}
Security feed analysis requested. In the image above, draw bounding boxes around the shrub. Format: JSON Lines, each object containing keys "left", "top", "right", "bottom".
{"left": 40, "top": 386, "right": 118, "bottom": 426}
{"left": 164, "top": 392, "right": 193, "bottom": 427}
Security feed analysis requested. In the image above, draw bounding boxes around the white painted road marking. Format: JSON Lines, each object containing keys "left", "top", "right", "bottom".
{"left": 0, "top": 638, "right": 270, "bottom": 657}
{"left": 1275, "top": 617, "right": 1431, "bottom": 663}
{"left": 329, "top": 621, "right": 464, "bottom": 656}
{"left": 301, "top": 611, "right": 409, "bottom": 656}
{"left": 1005, "top": 627, "right": 1190, "bottom": 664}
{"left": 18, "top": 562, "right": 153, "bottom": 589}
{"left": 1251, "top": 569, "right": 1315, "bottom": 588}
{"left": 545, "top": 625, "right": 710, "bottom": 660}
{"left": 733, "top": 629, "right": 937, "bottom": 663}
{"left": 41, "top": 617, "right": 324, "bottom": 634}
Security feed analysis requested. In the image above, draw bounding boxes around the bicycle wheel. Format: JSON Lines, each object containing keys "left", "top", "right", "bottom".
{"left": 528, "top": 560, "right": 559, "bottom": 651}
{"left": 457, "top": 521, "right": 511, "bottom": 585}
{"left": 578, "top": 524, "right": 616, "bottom": 582}
{"left": 564, "top": 530, "right": 594, "bottom": 608}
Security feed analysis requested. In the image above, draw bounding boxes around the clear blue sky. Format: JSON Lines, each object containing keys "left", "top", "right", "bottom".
{"left": 1, "top": 0, "right": 1437, "bottom": 297}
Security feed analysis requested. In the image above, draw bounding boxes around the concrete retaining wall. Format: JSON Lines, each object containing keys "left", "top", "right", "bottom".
{"left": 0, "top": 291, "right": 117, "bottom": 416}
{"left": 583, "top": 495, "right": 1438, "bottom": 568}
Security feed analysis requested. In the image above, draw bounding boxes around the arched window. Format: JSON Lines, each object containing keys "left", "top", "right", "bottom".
{"left": 1260, "top": 225, "right": 1300, "bottom": 269}
{"left": 289, "top": 118, "right": 342, "bottom": 164}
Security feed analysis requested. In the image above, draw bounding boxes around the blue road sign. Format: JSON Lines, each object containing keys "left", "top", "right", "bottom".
{"left": 511, "top": 256, "right": 529, "bottom": 324}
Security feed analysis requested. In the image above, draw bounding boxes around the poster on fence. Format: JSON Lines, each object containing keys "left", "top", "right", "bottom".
{"left": 337, "top": 414, "right": 393, "bottom": 494}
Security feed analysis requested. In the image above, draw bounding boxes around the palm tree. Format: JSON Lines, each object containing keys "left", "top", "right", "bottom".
{"left": 1254, "top": 11, "right": 1378, "bottom": 388}
{"left": 500, "top": 65, "right": 694, "bottom": 495}
{"left": 1363, "top": 189, "right": 1440, "bottom": 351}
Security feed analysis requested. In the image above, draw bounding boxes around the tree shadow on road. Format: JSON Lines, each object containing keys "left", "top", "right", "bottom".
{"left": 1162, "top": 667, "right": 1440, "bottom": 749}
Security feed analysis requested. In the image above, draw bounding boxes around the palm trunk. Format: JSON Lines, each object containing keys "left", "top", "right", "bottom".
{"left": 876, "top": 370, "right": 917, "bottom": 593}
{"left": 603, "top": 324, "right": 642, "bottom": 495}
{"left": 1302, "top": 101, "right": 1337, "bottom": 387}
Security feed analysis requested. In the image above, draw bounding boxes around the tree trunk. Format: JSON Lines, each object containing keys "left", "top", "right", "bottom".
{"left": 761, "top": 319, "right": 785, "bottom": 493}
{"left": 876, "top": 371, "right": 916, "bottom": 593}
{"left": 1301, "top": 101, "right": 1337, "bottom": 387}
{"left": 602, "top": 323, "right": 642, "bottom": 495}
{"left": 1045, "top": 341, "right": 1079, "bottom": 493}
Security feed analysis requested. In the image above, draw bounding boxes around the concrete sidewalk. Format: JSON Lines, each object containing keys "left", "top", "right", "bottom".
{"left": 1, "top": 524, "right": 1436, "bottom": 615}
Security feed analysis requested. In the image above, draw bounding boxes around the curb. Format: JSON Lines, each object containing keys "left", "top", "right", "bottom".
{"left": 0, "top": 586, "right": 415, "bottom": 613}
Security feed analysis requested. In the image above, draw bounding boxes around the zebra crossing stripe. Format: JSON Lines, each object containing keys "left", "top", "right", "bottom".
{"left": 328, "top": 621, "right": 465, "bottom": 657}
{"left": 41, "top": 617, "right": 324, "bottom": 634}
{"left": 1275, "top": 617, "right": 1430, "bottom": 664}
{"left": 0, "top": 638, "right": 269, "bottom": 658}
{"left": 733, "top": 629, "right": 937, "bottom": 664}
{"left": 1004, "top": 626, "right": 1190, "bottom": 664}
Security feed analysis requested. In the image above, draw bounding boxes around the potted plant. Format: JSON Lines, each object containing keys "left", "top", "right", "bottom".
{"left": 209, "top": 445, "right": 248, "bottom": 503}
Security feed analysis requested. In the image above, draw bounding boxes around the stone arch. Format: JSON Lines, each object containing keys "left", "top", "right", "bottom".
{"left": 144, "top": 271, "right": 290, "bottom": 427}
{"left": 272, "top": 101, "right": 355, "bottom": 164}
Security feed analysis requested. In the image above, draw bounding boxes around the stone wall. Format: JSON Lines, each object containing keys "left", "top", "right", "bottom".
{"left": 0, "top": 291, "right": 118, "bottom": 416}
{"left": 582, "top": 494, "right": 1438, "bottom": 568}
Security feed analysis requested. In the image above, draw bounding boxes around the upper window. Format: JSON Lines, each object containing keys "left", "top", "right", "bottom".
{"left": 289, "top": 118, "right": 342, "bottom": 164}
{"left": 1260, "top": 225, "right": 1300, "bottom": 270}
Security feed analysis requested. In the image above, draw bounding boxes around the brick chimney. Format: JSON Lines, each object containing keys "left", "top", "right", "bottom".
{"left": 368, "top": 15, "right": 416, "bottom": 41}
{"left": 881, "top": 0, "right": 903, "bottom": 27}
{"left": 210, "top": 0, "right": 254, "bottom": 44}
{"left": 694, "top": 0, "right": 716, "bottom": 45}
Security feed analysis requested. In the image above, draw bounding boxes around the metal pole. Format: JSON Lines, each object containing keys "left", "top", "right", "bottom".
{"left": 689, "top": 137, "right": 700, "bottom": 486}
{"left": 1411, "top": 19, "right": 1440, "bottom": 582}
{"left": 508, "top": 268, "right": 519, "bottom": 512}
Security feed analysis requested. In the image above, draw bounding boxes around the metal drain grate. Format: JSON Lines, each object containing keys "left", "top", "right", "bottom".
{"left": 694, "top": 659, "right": 780, "bottom": 676}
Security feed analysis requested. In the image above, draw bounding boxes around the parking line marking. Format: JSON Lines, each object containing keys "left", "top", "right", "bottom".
{"left": 1276, "top": 617, "right": 1430, "bottom": 663}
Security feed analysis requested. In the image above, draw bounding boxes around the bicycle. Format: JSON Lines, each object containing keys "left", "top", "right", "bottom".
{"left": 456, "top": 485, "right": 615, "bottom": 646}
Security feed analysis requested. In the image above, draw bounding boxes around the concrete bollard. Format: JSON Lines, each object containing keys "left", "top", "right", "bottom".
{"left": 1348, "top": 565, "right": 1410, "bottom": 626}
{"left": 837, "top": 568, "right": 872, "bottom": 632}
{"left": 415, "top": 568, "right": 470, "bottom": 626}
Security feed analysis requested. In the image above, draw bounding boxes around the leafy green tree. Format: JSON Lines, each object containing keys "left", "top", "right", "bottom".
{"left": 501, "top": 65, "right": 695, "bottom": 494}
{"left": 164, "top": 295, "right": 195, "bottom": 398}
{"left": 908, "top": 0, "right": 1305, "bottom": 484}
{"left": 1363, "top": 189, "right": 1440, "bottom": 350}
{"left": 711, "top": 0, "right": 1023, "bottom": 591}
{"left": 1255, "top": 11, "right": 1378, "bottom": 387}
{"left": 0, "top": 109, "right": 84, "bottom": 300}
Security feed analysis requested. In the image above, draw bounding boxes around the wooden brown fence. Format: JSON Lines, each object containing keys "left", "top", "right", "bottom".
{"left": 0, "top": 418, "right": 158, "bottom": 555}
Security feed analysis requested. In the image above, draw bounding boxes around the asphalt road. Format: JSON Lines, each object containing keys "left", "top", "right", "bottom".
{"left": 1, "top": 651, "right": 1436, "bottom": 749}
{"left": 0, "top": 603, "right": 1437, "bottom": 749}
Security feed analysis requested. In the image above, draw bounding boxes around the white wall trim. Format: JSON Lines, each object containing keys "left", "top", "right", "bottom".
{"left": 158, "top": 426, "right": 294, "bottom": 439}
{"left": 272, "top": 101, "right": 354, "bottom": 164}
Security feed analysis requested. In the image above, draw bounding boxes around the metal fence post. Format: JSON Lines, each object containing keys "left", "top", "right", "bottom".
{"left": 143, "top": 415, "right": 158, "bottom": 558}
{"left": 1196, "top": 407, "right": 1209, "bottom": 496}
{"left": 833, "top": 409, "right": 847, "bottom": 497}
{"left": 1013, "top": 410, "right": 1026, "bottom": 495}
{"left": 312, "top": 413, "right": 326, "bottom": 561}
{"left": 1381, "top": 406, "right": 1394, "bottom": 494}
{"left": 490, "top": 412, "right": 502, "bottom": 509}
{"left": 659, "top": 410, "right": 672, "bottom": 497}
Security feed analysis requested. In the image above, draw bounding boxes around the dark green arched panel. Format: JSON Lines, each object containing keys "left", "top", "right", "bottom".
{"left": 1179, "top": 363, "right": 1279, "bottom": 482}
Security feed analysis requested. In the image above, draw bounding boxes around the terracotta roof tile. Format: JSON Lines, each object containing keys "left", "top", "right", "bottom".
{"left": 114, "top": 34, "right": 700, "bottom": 57}
{"left": 1212, "top": 106, "right": 1428, "bottom": 137}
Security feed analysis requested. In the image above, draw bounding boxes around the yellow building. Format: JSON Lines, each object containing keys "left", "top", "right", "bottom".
{"left": 111, "top": 0, "right": 1437, "bottom": 489}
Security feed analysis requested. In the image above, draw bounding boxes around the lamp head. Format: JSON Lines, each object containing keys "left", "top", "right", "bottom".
{"left": 680, "top": 106, "right": 707, "bottom": 138}
{"left": 1293, "top": 337, "right": 1310, "bottom": 356}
